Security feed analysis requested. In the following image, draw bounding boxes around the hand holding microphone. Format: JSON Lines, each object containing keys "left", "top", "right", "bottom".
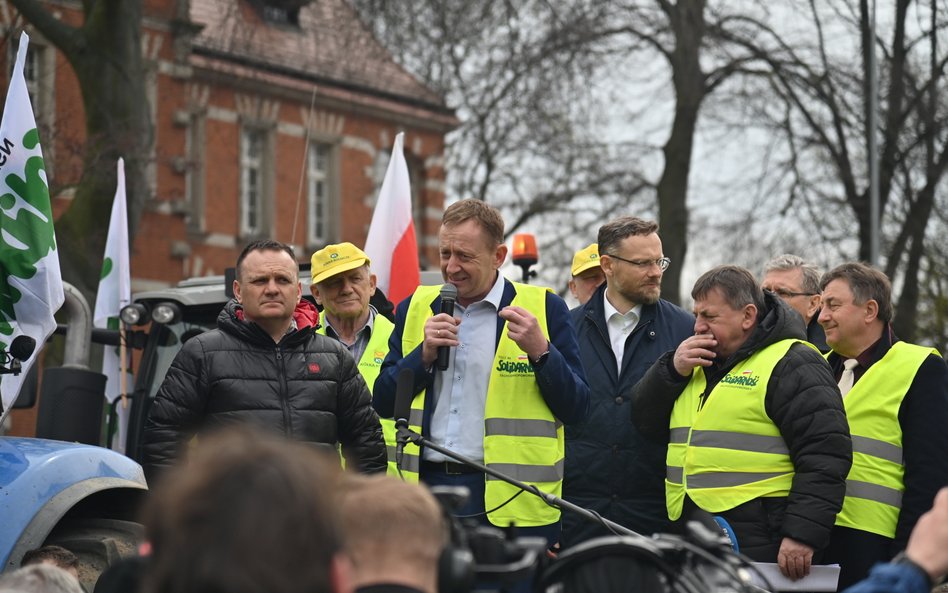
{"left": 422, "top": 284, "right": 459, "bottom": 369}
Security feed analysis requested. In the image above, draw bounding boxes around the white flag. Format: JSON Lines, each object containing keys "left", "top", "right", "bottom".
{"left": 364, "top": 133, "right": 420, "bottom": 307}
{"left": 94, "top": 158, "right": 132, "bottom": 452}
{"left": 0, "top": 33, "right": 64, "bottom": 424}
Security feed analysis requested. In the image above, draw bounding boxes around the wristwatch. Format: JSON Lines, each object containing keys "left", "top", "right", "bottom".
{"left": 531, "top": 349, "right": 551, "bottom": 369}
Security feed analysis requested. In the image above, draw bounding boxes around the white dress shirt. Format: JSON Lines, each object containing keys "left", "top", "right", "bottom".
{"left": 603, "top": 291, "right": 642, "bottom": 371}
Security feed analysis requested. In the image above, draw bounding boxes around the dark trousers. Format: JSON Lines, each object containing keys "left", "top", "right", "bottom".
{"left": 822, "top": 526, "right": 894, "bottom": 591}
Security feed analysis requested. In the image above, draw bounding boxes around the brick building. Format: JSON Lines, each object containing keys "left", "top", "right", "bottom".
{"left": 2, "top": 0, "right": 457, "bottom": 290}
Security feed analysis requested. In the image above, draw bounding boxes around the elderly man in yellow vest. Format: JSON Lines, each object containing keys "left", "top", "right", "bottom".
{"left": 631, "top": 265, "right": 852, "bottom": 581}
{"left": 373, "top": 199, "right": 589, "bottom": 549}
{"left": 311, "top": 242, "right": 397, "bottom": 475}
{"left": 818, "top": 262, "right": 948, "bottom": 591}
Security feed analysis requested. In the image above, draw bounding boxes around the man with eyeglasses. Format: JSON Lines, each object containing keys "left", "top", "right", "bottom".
{"left": 819, "top": 262, "right": 948, "bottom": 590}
{"left": 631, "top": 265, "right": 851, "bottom": 582}
{"left": 562, "top": 216, "right": 694, "bottom": 547}
{"left": 762, "top": 254, "right": 829, "bottom": 352}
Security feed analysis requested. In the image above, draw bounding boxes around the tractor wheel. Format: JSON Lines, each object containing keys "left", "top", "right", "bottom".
{"left": 44, "top": 518, "right": 144, "bottom": 591}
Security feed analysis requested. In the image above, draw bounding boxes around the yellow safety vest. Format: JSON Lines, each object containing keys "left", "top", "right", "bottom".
{"left": 667, "top": 339, "right": 807, "bottom": 520}
{"left": 317, "top": 313, "right": 398, "bottom": 475}
{"left": 401, "top": 282, "right": 563, "bottom": 527}
{"left": 832, "top": 342, "right": 940, "bottom": 538}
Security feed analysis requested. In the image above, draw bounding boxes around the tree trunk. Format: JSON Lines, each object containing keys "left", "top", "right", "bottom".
{"left": 656, "top": 0, "right": 706, "bottom": 305}
{"left": 8, "top": 0, "right": 151, "bottom": 299}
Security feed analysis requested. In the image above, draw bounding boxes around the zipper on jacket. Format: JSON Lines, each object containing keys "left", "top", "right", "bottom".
{"left": 275, "top": 347, "right": 293, "bottom": 437}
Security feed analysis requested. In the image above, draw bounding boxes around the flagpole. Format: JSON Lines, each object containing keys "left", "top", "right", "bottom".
{"left": 119, "top": 327, "right": 128, "bottom": 409}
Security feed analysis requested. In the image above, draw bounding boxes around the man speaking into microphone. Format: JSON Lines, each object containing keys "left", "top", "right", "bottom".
{"left": 373, "top": 199, "right": 589, "bottom": 546}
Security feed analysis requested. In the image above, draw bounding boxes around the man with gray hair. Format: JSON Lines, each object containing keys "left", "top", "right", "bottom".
{"left": 631, "top": 265, "right": 851, "bottom": 581}
{"left": 0, "top": 564, "right": 84, "bottom": 593}
{"left": 762, "top": 254, "right": 828, "bottom": 352}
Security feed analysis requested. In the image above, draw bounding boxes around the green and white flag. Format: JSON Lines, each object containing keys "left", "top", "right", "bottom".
{"left": 94, "top": 158, "right": 131, "bottom": 452}
{"left": 0, "top": 33, "right": 64, "bottom": 423}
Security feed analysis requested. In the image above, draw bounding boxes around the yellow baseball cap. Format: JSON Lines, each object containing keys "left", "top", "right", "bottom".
{"left": 311, "top": 242, "right": 371, "bottom": 284}
{"left": 571, "top": 243, "right": 601, "bottom": 276}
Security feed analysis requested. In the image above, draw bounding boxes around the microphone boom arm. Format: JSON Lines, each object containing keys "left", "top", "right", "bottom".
{"left": 396, "top": 424, "right": 640, "bottom": 538}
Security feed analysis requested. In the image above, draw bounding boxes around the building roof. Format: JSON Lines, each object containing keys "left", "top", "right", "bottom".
{"left": 189, "top": 0, "right": 452, "bottom": 116}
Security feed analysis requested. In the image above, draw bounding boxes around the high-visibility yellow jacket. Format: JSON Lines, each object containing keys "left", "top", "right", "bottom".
{"left": 318, "top": 313, "right": 397, "bottom": 475}
{"left": 666, "top": 339, "right": 806, "bottom": 519}
{"left": 832, "top": 342, "right": 938, "bottom": 538}
{"left": 401, "top": 283, "right": 563, "bottom": 527}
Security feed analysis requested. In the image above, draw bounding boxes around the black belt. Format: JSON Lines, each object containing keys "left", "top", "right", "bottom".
{"left": 421, "top": 460, "right": 482, "bottom": 475}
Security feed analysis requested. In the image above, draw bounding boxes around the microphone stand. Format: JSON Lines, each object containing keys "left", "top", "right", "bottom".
{"left": 397, "top": 426, "right": 766, "bottom": 593}
{"left": 396, "top": 425, "right": 641, "bottom": 539}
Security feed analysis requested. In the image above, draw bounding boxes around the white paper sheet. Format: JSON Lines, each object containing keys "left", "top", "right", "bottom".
{"left": 750, "top": 563, "right": 840, "bottom": 592}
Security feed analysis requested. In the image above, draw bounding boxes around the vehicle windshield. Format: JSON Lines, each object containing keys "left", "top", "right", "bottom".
{"left": 143, "top": 320, "right": 215, "bottom": 398}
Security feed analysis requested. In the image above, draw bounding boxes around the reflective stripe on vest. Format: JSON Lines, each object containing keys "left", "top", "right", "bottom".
{"left": 832, "top": 342, "right": 938, "bottom": 538}
{"left": 401, "top": 282, "right": 562, "bottom": 527}
{"left": 666, "top": 339, "right": 806, "bottom": 519}
{"left": 317, "top": 315, "right": 402, "bottom": 475}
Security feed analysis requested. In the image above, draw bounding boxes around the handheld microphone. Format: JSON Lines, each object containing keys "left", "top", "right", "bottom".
{"left": 394, "top": 367, "right": 415, "bottom": 469}
{"left": 437, "top": 283, "right": 458, "bottom": 371}
{"left": 10, "top": 335, "right": 36, "bottom": 361}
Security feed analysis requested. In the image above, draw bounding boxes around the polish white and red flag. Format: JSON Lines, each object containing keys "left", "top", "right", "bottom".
{"left": 364, "top": 132, "right": 420, "bottom": 306}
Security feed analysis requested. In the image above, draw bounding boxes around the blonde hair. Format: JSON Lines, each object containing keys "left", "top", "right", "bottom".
{"left": 338, "top": 475, "right": 446, "bottom": 571}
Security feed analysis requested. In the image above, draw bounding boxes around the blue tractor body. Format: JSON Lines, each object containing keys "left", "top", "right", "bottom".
{"left": 0, "top": 437, "right": 146, "bottom": 571}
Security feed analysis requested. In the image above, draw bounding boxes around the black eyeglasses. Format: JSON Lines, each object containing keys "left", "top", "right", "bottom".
{"left": 770, "top": 288, "right": 817, "bottom": 299}
{"left": 602, "top": 253, "right": 671, "bottom": 271}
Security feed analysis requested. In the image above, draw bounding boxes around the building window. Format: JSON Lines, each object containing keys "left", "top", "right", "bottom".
{"left": 307, "top": 142, "right": 334, "bottom": 246}
{"left": 372, "top": 147, "right": 423, "bottom": 255}
{"left": 240, "top": 128, "right": 266, "bottom": 236}
{"left": 251, "top": 1, "right": 301, "bottom": 26}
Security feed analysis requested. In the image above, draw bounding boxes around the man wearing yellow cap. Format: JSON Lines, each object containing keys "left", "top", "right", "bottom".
{"left": 568, "top": 243, "right": 606, "bottom": 306}
{"left": 311, "top": 242, "right": 398, "bottom": 475}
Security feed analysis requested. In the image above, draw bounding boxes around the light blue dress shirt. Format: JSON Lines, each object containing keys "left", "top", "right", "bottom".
{"left": 425, "top": 272, "right": 506, "bottom": 463}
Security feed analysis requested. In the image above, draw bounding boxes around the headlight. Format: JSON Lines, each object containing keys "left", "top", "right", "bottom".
{"left": 120, "top": 303, "right": 149, "bottom": 326}
{"left": 151, "top": 302, "right": 182, "bottom": 325}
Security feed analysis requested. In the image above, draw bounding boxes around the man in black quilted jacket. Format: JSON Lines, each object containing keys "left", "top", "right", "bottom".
{"left": 631, "top": 265, "right": 852, "bottom": 581}
{"left": 142, "top": 240, "right": 386, "bottom": 481}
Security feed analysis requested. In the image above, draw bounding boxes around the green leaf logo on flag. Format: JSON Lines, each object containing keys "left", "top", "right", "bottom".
{"left": 101, "top": 257, "right": 113, "bottom": 280}
{"left": 0, "top": 127, "right": 57, "bottom": 338}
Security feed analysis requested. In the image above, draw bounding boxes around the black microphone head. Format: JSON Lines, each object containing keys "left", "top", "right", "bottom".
{"left": 394, "top": 367, "right": 415, "bottom": 423}
{"left": 10, "top": 335, "right": 36, "bottom": 361}
{"left": 440, "top": 283, "right": 458, "bottom": 302}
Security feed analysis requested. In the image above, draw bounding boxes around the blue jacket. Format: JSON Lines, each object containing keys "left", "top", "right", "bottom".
{"left": 373, "top": 277, "right": 589, "bottom": 439}
{"left": 562, "top": 282, "right": 693, "bottom": 546}
{"left": 843, "top": 562, "right": 931, "bottom": 593}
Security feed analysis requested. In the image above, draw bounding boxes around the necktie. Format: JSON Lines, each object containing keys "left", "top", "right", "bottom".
{"left": 837, "top": 358, "right": 859, "bottom": 397}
